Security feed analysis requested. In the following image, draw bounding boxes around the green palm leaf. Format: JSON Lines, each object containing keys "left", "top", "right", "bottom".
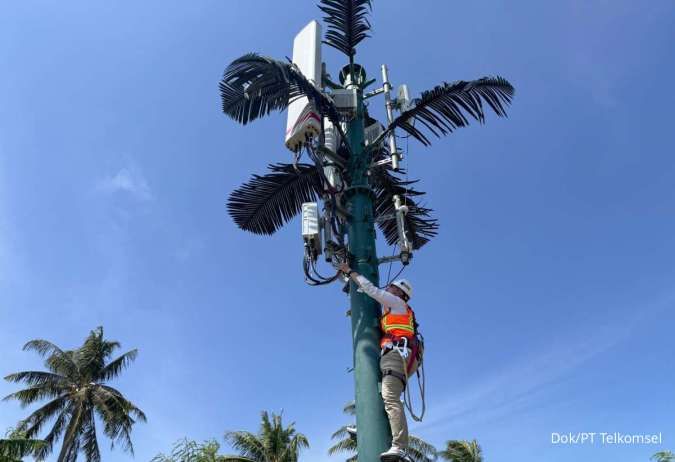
{"left": 16, "top": 396, "right": 69, "bottom": 439}
{"left": 0, "top": 429, "right": 46, "bottom": 462}
{"left": 327, "top": 432, "right": 356, "bottom": 456}
{"left": 387, "top": 78, "right": 514, "bottom": 146}
{"left": 227, "top": 163, "right": 323, "bottom": 235}
{"left": 34, "top": 404, "right": 71, "bottom": 460}
{"left": 342, "top": 401, "right": 355, "bottom": 415}
{"left": 223, "top": 411, "right": 308, "bottom": 462}
{"left": 408, "top": 436, "right": 438, "bottom": 462}
{"left": 652, "top": 451, "right": 675, "bottom": 462}
{"left": 21, "top": 340, "right": 78, "bottom": 378}
{"left": 3, "top": 327, "right": 145, "bottom": 462}
{"left": 96, "top": 350, "right": 138, "bottom": 382}
{"left": 224, "top": 432, "right": 266, "bottom": 462}
{"left": 439, "top": 440, "right": 482, "bottom": 462}
{"left": 80, "top": 409, "right": 101, "bottom": 462}
{"left": 4, "top": 371, "right": 69, "bottom": 388}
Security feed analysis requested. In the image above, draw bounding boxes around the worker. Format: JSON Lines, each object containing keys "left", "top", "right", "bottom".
{"left": 339, "top": 262, "right": 420, "bottom": 462}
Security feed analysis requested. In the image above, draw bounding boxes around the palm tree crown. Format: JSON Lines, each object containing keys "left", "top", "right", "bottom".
{"left": 438, "top": 440, "right": 482, "bottom": 462}
{"left": 652, "top": 451, "right": 675, "bottom": 462}
{"left": 219, "top": 0, "right": 514, "bottom": 250}
{"left": 151, "top": 438, "right": 228, "bottom": 462}
{"left": 3, "top": 327, "right": 146, "bottom": 462}
{"left": 221, "top": 411, "right": 309, "bottom": 462}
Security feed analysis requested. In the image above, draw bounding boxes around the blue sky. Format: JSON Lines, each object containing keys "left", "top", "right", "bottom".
{"left": 1, "top": 1, "right": 674, "bottom": 461}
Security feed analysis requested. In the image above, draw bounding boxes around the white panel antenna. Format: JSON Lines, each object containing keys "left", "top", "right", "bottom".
{"left": 364, "top": 122, "right": 384, "bottom": 146}
{"left": 331, "top": 88, "right": 358, "bottom": 117}
{"left": 397, "top": 84, "right": 413, "bottom": 112}
{"left": 323, "top": 118, "right": 340, "bottom": 153}
{"left": 322, "top": 118, "right": 343, "bottom": 191}
{"left": 302, "top": 202, "right": 322, "bottom": 258}
{"left": 285, "top": 21, "right": 322, "bottom": 152}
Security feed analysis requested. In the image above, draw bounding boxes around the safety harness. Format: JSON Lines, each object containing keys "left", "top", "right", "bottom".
{"left": 380, "top": 306, "right": 426, "bottom": 421}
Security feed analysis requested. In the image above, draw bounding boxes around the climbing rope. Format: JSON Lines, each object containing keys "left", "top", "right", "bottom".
{"left": 393, "top": 346, "right": 426, "bottom": 422}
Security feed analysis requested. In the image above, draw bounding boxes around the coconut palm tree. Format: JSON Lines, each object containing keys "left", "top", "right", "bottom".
{"left": 0, "top": 429, "right": 45, "bottom": 462}
{"left": 220, "top": 411, "right": 309, "bottom": 462}
{"left": 652, "top": 451, "right": 675, "bottom": 462}
{"left": 2, "top": 327, "right": 146, "bottom": 462}
{"left": 328, "top": 402, "right": 436, "bottom": 462}
{"left": 220, "top": 0, "right": 513, "bottom": 247}
{"left": 151, "top": 438, "right": 227, "bottom": 462}
{"left": 438, "top": 440, "right": 482, "bottom": 462}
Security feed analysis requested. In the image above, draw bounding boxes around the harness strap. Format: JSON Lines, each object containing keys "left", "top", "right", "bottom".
{"left": 382, "top": 368, "right": 407, "bottom": 388}
{"left": 383, "top": 336, "right": 420, "bottom": 376}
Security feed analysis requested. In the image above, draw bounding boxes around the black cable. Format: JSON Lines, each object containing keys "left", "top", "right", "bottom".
{"left": 307, "top": 144, "right": 345, "bottom": 195}
{"left": 303, "top": 252, "right": 340, "bottom": 286}
{"left": 311, "top": 258, "right": 337, "bottom": 281}
{"left": 384, "top": 245, "right": 396, "bottom": 287}
{"left": 386, "top": 264, "right": 406, "bottom": 286}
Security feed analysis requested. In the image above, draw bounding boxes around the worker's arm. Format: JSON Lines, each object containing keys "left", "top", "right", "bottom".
{"left": 339, "top": 263, "right": 407, "bottom": 310}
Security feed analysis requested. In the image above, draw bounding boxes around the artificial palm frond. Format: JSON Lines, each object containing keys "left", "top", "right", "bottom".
{"left": 227, "top": 163, "right": 323, "bottom": 235}
{"left": 371, "top": 167, "right": 438, "bottom": 249}
{"left": 318, "top": 0, "right": 372, "bottom": 58}
{"left": 220, "top": 53, "right": 339, "bottom": 126}
{"left": 387, "top": 77, "right": 514, "bottom": 146}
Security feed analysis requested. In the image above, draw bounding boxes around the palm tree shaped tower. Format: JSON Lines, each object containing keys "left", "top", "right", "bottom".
{"left": 219, "top": 2, "right": 514, "bottom": 461}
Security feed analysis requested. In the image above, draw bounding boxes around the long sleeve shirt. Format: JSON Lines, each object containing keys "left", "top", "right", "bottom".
{"left": 353, "top": 274, "right": 408, "bottom": 315}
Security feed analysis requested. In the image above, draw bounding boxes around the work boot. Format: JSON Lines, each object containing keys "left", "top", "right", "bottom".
{"left": 380, "top": 446, "right": 409, "bottom": 462}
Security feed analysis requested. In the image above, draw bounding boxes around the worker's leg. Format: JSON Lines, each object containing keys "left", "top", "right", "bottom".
{"left": 380, "top": 350, "right": 408, "bottom": 449}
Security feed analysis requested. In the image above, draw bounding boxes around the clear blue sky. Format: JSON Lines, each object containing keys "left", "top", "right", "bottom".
{"left": 1, "top": 1, "right": 674, "bottom": 461}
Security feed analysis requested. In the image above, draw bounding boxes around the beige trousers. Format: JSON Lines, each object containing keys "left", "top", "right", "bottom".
{"left": 380, "top": 349, "right": 418, "bottom": 450}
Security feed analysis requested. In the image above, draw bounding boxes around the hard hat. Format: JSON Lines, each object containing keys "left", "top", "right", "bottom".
{"left": 391, "top": 279, "right": 413, "bottom": 300}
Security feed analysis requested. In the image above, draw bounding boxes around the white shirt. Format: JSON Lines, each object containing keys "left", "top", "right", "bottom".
{"left": 354, "top": 275, "right": 408, "bottom": 315}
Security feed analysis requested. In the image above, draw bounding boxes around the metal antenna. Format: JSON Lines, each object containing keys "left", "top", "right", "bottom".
{"left": 393, "top": 194, "right": 413, "bottom": 264}
{"left": 381, "top": 64, "right": 400, "bottom": 171}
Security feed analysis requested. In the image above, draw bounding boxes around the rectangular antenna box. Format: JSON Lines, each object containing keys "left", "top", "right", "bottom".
{"left": 302, "top": 202, "right": 320, "bottom": 237}
{"left": 364, "top": 122, "right": 384, "bottom": 146}
{"left": 302, "top": 202, "right": 321, "bottom": 255}
{"left": 285, "top": 21, "right": 322, "bottom": 152}
{"left": 332, "top": 88, "right": 358, "bottom": 116}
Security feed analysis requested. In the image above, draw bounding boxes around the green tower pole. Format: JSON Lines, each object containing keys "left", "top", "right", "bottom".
{"left": 343, "top": 67, "right": 392, "bottom": 462}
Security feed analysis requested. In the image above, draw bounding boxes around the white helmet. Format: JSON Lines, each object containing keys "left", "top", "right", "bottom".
{"left": 390, "top": 279, "right": 413, "bottom": 300}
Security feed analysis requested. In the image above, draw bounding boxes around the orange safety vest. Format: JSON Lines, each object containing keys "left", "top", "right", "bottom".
{"left": 380, "top": 306, "right": 416, "bottom": 348}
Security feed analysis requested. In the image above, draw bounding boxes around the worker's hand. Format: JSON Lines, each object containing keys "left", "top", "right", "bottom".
{"left": 339, "top": 262, "right": 351, "bottom": 274}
